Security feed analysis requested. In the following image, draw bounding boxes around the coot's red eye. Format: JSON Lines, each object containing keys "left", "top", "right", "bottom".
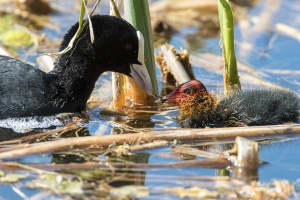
{"left": 125, "top": 44, "right": 132, "bottom": 51}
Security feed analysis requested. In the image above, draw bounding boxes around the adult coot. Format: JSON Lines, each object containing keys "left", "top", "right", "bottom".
{"left": 162, "top": 80, "right": 299, "bottom": 128}
{"left": 0, "top": 15, "right": 153, "bottom": 119}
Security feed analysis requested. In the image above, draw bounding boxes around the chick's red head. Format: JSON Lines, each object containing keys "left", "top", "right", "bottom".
{"left": 164, "top": 80, "right": 209, "bottom": 105}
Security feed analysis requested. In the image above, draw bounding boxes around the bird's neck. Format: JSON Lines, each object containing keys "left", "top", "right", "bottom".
{"left": 179, "top": 92, "right": 217, "bottom": 118}
{"left": 51, "top": 55, "right": 105, "bottom": 109}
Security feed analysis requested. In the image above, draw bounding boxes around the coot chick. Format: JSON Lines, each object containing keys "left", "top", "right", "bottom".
{"left": 162, "top": 80, "right": 299, "bottom": 128}
{"left": 0, "top": 15, "right": 153, "bottom": 119}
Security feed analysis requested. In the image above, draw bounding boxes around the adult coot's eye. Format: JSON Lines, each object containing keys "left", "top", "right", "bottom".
{"left": 125, "top": 44, "right": 132, "bottom": 51}
{"left": 183, "top": 88, "right": 191, "bottom": 94}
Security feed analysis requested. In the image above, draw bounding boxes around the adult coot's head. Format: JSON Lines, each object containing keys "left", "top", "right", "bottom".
{"left": 55, "top": 15, "right": 152, "bottom": 95}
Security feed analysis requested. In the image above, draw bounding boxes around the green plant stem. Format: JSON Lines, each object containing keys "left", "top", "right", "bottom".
{"left": 218, "top": 0, "right": 240, "bottom": 94}
{"left": 47, "top": 0, "right": 102, "bottom": 56}
{"left": 78, "top": 0, "right": 86, "bottom": 27}
{"left": 124, "top": 0, "right": 158, "bottom": 96}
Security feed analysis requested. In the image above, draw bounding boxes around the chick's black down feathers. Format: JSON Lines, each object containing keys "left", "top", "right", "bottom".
{"left": 182, "top": 89, "right": 299, "bottom": 128}
{"left": 165, "top": 80, "right": 299, "bottom": 128}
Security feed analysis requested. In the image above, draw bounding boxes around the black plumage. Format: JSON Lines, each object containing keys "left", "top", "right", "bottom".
{"left": 0, "top": 15, "right": 151, "bottom": 119}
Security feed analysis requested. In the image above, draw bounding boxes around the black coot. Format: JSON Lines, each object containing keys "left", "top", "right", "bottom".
{"left": 162, "top": 80, "right": 299, "bottom": 128}
{"left": 0, "top": 15, "right": 152, "bottom": 119}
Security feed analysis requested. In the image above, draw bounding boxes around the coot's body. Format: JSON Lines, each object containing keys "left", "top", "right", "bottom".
{"left": 0, "top": 56, "right": 59, "bottom": 117}
{"left": 0, "top": 15, "right": 152, "bottom": 119}
{"left": 163, "top": 80, "right": 299, "bottom": 128}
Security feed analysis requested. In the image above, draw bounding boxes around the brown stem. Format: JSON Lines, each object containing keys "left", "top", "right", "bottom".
{"left": 0, "top": 124, "right": 299, "bottom": 159}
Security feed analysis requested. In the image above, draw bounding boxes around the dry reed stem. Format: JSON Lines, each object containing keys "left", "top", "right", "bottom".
{"left": 172, "top": 146, "right": 221, "bottom": 159}
{"left": 128, "top": 140, "right": 169, "bottom": 151}
{"left": 0, "top": 124, "right": 299, "bottom": 159}
{"left": 160, "top": 45, "right": 191, "bottom": 84}
{"left": 0, "top": 122, "right": 84, "bottom": 152}
{"left": 0, "top": 158, "right": 230, "bottom": 171}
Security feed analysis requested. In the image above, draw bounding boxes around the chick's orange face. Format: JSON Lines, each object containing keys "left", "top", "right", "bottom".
{"left": 165, "top": 80, "right": 208, "bottom": 105}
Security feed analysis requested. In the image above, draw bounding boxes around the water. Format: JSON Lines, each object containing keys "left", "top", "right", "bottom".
{"left": 0, "top": 116, "right": 64, "bottom": 133}
{"left": 0, "top": 0, "right": 300, "bottom": 199}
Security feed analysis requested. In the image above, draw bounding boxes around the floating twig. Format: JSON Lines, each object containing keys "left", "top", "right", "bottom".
{"left": 0, "top": 124, "right": 299, "bottom": 159}
{"left": 0, "top": 158, "right": 230, "bottom": 171}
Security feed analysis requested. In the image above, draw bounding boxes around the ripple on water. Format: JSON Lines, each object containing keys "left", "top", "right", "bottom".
{"left": 0, "top": 115, "right": 64, "bottom": 133}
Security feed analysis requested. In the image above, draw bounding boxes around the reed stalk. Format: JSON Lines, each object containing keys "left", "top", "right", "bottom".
{"left": 218, "top": 0, "right": 241, "bottom": 94}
